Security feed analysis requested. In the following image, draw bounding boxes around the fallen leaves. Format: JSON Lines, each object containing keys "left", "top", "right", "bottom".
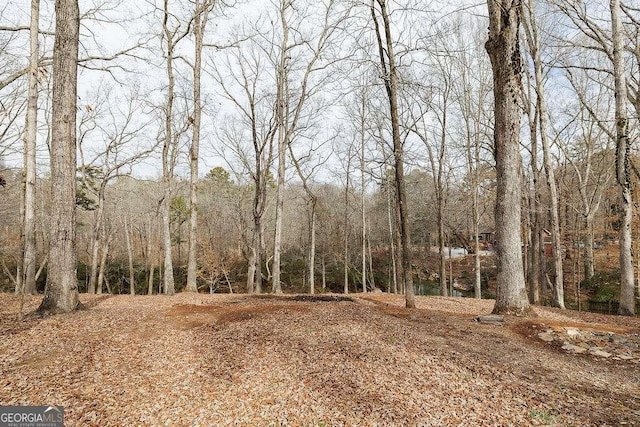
{"left": 0, "top": 292, "right": 638, "bottom": 426}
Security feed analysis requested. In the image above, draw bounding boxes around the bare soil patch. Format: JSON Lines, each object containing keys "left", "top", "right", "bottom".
{"left": 0, "top": 292, "right": 638, "bottom": 426}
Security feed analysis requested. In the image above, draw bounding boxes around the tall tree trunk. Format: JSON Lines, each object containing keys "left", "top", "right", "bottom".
{"left": 21, "top": 0, "right": 39, "bottom": 296}
{"left": 271, "top": 91, "right": 285, "bottom": 294}
{"left": 186, "top": 0, "right": 208, "bottom": 293}
{"left": 251, "top": 191, "right": 266, "bottom": 294}
{"left": 322, "top": 255, "right": 326, "bottom": 291}
{"left": 394, "top": 191, "right": 404, "bottom": 295}
{"left": 486, "top": 0, "right": 530, "bottom": 315}
{"left": 309, "top": 198, "right": 316, "bottom": 294}
{"left": 524, "top": 34, "right": 541, "bottom": 305}
{"left": 437, "top": 93, "right": 448, "bottom": 297}
{"left": 367, "top": 230, "right": 375, "bottom": 290}
{"left": 161, "top": 185, "right": 175, "bottom": 295}
{"left": 88, "top": 201, "right": 104, "bottom": 294}
{"left": 160, "top": 0, "right": 177, "bottom": 296}
{"left": 271, "top": 1, "right": 289, "bottom": 295}
{"left": 361, "top": 101, "right": 367, "bottom": 293}
{"left": 386, "top": 177, "right": 398, "bottom": 294}
{"left": 437, "top": 192, "right": 447, "bottom": 296}
{"left": 256, "top": 220, "right": 264, "bottom": 293}
{"left": 38, "top": 0, "right": 80, "bottom": 314}
{"left": 250, "top": 159, "right": 267, "bottom": 294}
{"left": 372, "top": 0, "right": 415, "bottom": 308}
{"left": 344, "top": 152, "right": 351, "bottom": 294}
{"left": 148, "top": 264, "right": 155, "bottom": 295}
{"left": 466, "top": 108, "right": 482, "bottom": 299}
{"left": 611, "top": 0, "right": 635, "bottom": 315}
{"left": 246, "top": 246, "right": 257, "bottom": 294}
{"left": 146, "top": 221, "right": 155, "bottom": 295}
{"left": 472, "top": 164, "right": 481, "bottom": 299}
{"left": 583, "top": 216, "right": 595, "bottom": 280}
{"left": 523, "top": 1, "right": 565, "bottom": 308}
{"left": 97, "top": 230, "right": 113, "bottom": 295}
{"left": 125, "top": 218, "right": 135, "bottom": 295}
{"left": 529, "top": 134, "right": 542, "bottom": 304}
{"left": 529, "top": 178, "right": 542, "bottom": 304}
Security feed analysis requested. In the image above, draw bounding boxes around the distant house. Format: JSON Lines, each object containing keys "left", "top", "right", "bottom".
{"left": 470, "top": 230, "right": 495, "bottom": 251}
{"left": 472, "top": 229, "right": 565, "bottom": 257}
{"left": 478, "top": 231, "right": 495, "bottom": 243}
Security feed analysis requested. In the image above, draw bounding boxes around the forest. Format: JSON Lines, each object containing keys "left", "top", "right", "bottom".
{"left": 0, "top": 0, "right": 639, "bottom": 316}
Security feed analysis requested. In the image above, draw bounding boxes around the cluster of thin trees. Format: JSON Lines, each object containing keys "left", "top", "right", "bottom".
{"left": 0, "top": 0, "right": 638, "bottom": 315}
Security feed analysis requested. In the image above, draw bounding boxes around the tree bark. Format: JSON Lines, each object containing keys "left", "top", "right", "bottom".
{"left": 529, "top": 176, "right": 542, "bottom": 304}
{"left": 21, "top": 0, "right": 39, "bottom": 296}
{"left": 87, "top": 197, "right": 105, "bottom": 294}
{"left": 386, "top": 176, "right": 398, "bottom": 294}
{"left": 38, "top": 0, "right": 80, "bottom": 314}
{"left": 485, "top": 0, "right": 530, "bottom": 315}
{"left": 437, "top": 170, "right": 447, "bottom": 296}
{"left": 309, "top": 198, "right": 317, "bottom": 294}
{"left": 523, "top": 2, "right": 565, "bottom": 308}
{"left": 148, "top": 264, "right": 155, "bottom": 295}
{"left": 246, "top": 247, "right": 256, "bottom": 294}
{"left": 125, "top": 218, "right": 135, "bottom": 295}
{"left": 525, "top": 95, "right": 541, "bottom": 304}
{"left": 472, "top": 147, "right": 481, "bottom": 299}
{"left": 321, "top": 256, "right": 326, "bottom": 291}
{"left": 96, "top": 230, "right": 113, "bottom": 295}
{"left": 463, "top": 92, "right": 483, "bottom": 299}
{"left": 344, "top": 150, "right": 351, "bottom": 294}
{"left": 583, "top": 217, "right": 595, "bottom": 280}
{"left": 253, "top": 188, "right": 266, "bottom": 295}
{"left": 146, "top": 221, "right": 155, "bottom": 295}
{"left": 372, "top": 0, "right": 415, "bottom": 308}
{"left": 161, "top": 186, "right": 175, "bottom": 295}
{"left": 360, "top": 93, "right": 367, "bottom": 293}
{"left": 186, "top": 0, "right": 210, "bottom": 293}
{"left": 160, "top": 0, "right": 178, "bottom": 296}
{"left": 611, "top": 0, "right": 635, "bottom": 315}
{"left": 271, "top": 0, "right": 290, "bottom": 295}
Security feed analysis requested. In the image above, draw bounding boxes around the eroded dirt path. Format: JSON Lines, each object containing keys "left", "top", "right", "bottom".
{"left": 0, "top": 293, "right": 638, "bottom": 426}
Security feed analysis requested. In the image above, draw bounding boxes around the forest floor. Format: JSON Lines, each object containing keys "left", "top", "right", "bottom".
{"left": 0, "top": 293, "right": 639, "bottom": 426}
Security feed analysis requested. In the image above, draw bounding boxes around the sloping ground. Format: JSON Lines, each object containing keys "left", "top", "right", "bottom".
{"left": 0, "top": 293, "right": 638, "bottom": 426}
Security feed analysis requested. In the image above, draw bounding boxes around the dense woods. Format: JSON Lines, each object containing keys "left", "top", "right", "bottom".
{"left": 0, "top": 0, "right": 638, "bottom": 315}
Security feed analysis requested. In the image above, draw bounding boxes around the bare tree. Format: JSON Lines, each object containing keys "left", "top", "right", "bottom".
{"left": 210, "top": 42, "right": 277, "bottom": 294}
{"left": 77, "top": 86, "right": 153, "bottom": 294}
{"left": 359, "top": 90, "right": 368, "bottom": 293}
{"left": 270, "top": 0, "right": 350, "bottom": 294}
{"left": 522, "top": 68, "right": 543, "bottom": 305}
{"left": 406, "top": 53, "right": 451, "bottom": 298}
{"left": 186, "top": 0, "right": 221, "bottom": 292}
{"left": 450, "top": 21, "right": 492, "bottom": 299}
{"left": 552, "top": 0, "right": 637, "bottom": 314}
{"left": 611, "top": 0, "right": 635, "bottom": 315}
{"left": 159, "top": 0, "right": 192, "bottom": 295}
{"left": 485, "top": 0, "right": 530, "bottom": 315}
{"left": 38, "top": 0, "right": 80, "bottom": 314}
{"left": 289, "top": 143, "right": 328, "bottom": 294}
{"left": 342, "top": 143, "right": 354, "bottom": 294}
{"left": 554, "top": 74, "right": 613, "bottom": 282}
{"left": 371, "top": 0, "right": 415, "bottom": 308}
{"left": 19, "top": 0, "right": 40, "bottom": 295}
{"left": 522, "top": 0, "right": 565, "bottom": 308}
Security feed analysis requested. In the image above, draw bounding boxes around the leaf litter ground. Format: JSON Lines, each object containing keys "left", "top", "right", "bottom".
{"left": 0, "top": 293, "right": 638, "bottom": 426}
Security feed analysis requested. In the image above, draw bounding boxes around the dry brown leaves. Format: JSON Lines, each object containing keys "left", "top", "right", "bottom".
{"left": 1, "top": 292, "right": 638, "bottom": 426}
